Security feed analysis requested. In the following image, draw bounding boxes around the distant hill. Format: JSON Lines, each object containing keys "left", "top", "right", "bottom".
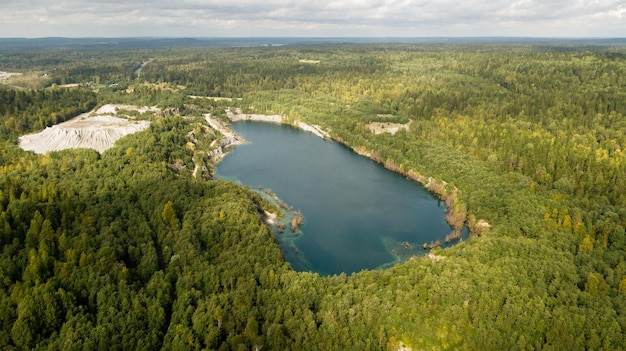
{"left": 1, "top": 36, "right": 624, "bottom": 52}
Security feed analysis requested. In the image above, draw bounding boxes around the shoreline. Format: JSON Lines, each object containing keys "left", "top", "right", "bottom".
{"left": 204, "top": 113, "right": 246, "bottom": 163}
{"left": 226, "top": 108, "right": 331, "bottom": 139}
{"left": 207, "top": 110, "right": 489, "bottom": 244}
{"left": 329, "top": 136, "right": 489, "bottom": 240}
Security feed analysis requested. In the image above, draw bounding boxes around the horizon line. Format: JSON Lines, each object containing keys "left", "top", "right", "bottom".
{"left": 1, "top": 35, "right": 625, "bottom": 39}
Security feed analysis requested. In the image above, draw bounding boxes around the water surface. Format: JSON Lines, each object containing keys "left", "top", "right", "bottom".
{"left": 216, "top": 122, "right": 456, "bottom": 275}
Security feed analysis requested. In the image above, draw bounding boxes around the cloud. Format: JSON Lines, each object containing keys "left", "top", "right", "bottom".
{"left": 0, "top": 0, "right": 624, "bottom": 37}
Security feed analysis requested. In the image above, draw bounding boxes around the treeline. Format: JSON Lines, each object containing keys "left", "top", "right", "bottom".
{"left": 0, "top": 86, "right": 96, "bottom": 137}
{"left": 0, "top": 47, "right": 151, "bottom": 87}
{"left": 1, "top": 43, "right": 626, "bottom": 350}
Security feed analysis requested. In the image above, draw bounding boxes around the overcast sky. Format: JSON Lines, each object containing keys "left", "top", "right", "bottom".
{"left": 0, "top": 0, "right": 624, "bottom": 38}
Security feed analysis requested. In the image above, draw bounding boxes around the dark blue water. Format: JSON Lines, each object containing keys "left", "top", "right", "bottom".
{"left": 216, "top": 122, "right": 454, "bottom": 275}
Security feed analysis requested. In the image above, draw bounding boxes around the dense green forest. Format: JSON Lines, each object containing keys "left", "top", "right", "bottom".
{"left": 1, "top": 41, "right": 626, "bottom": 350}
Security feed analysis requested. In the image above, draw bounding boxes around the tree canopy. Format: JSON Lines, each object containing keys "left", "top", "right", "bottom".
{"left": 1, "top": 41, "right": 626, "bottom": 350}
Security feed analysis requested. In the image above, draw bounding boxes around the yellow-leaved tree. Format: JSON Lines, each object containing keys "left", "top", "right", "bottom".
{"left": 162, "top": 201, "right": 179, "bottom": 231}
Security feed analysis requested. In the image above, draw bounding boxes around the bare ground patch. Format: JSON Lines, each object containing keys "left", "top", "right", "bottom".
{"left": 19, "top": 105, "right": 153, "bottom": 154}
{"left": 367, "top": 121, "right": 411, "bottom": 135}
{"left": 1, "top": 71, "right": 50, "bottom": 89}
{"left": 299, "top": 59, "right": 320, "bottom": 64}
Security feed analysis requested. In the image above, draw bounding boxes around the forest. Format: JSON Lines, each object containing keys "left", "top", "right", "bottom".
{"left": 1, "top": 39, "right": 626, "bottom": 350}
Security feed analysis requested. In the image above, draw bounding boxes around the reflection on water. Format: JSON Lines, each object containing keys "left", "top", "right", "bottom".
{"left": 217, "top": 122, "right": 460, "bottom": 276}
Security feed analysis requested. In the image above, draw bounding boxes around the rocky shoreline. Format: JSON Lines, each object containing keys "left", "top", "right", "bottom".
{"left": 204, "top": 114, "right": 246, "bottom": 163}
{"left": 226, "top": 108, "right": 331, "bottom": 139}
{"left": 206, "top": 110, "right": 489, "bottom": 244}
{"left": 331, "top": 136, "right": 490, "bottom": 241}
{"left": 203, "top": 109, "right": 332, "bottom": 174}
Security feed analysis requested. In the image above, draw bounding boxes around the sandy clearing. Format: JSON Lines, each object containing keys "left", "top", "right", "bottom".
{"left": 0, "top": 71, "right": 23, "bottom": 80}
{"left": 367, "top": 121, "right": 411, "bottom": 135}
{"left": 19, "top": 106, "right": 152, "bottom": 154}
{"left": 56, "top": 83, "right": 81, "bottom": 88}
{"left": 95, "top": 104, "right": 158, "bottom": 115}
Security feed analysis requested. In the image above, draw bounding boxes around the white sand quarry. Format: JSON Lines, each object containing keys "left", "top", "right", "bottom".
{"left": 19, "top": 104, "right": 153, "bottom": 154}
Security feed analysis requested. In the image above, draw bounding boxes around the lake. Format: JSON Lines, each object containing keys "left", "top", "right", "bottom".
{"left": 216, "top": 121, "right": 458, "bottom": 275}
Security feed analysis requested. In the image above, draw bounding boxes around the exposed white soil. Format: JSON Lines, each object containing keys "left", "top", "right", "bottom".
{"left": 204, "top": 114, "right": 246, "bottom": 163}
{"left": 56, "top": 83, "right": 81, "bottom": 88}
{"left": 0, "top": 71, "right": 23, "bottom": 80}
{"left": 226, "top": 108, "right": 283, "bottom": 123}
{"left": 19, "top": 105, "right": 152, "bottom": 154}
{"left": 264, "top": 211, "right": 277, "bottom": 225}
{"left": 95, "top": 104, "right": 158, "bottom": 115}
{"left": 367, "top": 121, "right": 411, "bottom": 135}
{"left": 204, "top": 114, "right": 245, "bottom": 144}
{"left": 426, "top": 252, "right": 445, "bottom": 262}
{"left": 225, "top": 108, "right": 330, "bottom": 139}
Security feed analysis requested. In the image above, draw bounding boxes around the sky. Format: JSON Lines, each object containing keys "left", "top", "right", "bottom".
{"left": 0, "top": 0, "right": 624, "bottom": 38}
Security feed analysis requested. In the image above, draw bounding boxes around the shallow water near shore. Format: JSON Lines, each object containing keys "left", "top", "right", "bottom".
{"left": 216, "top": 121, "right": 459, "bottom": 275}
